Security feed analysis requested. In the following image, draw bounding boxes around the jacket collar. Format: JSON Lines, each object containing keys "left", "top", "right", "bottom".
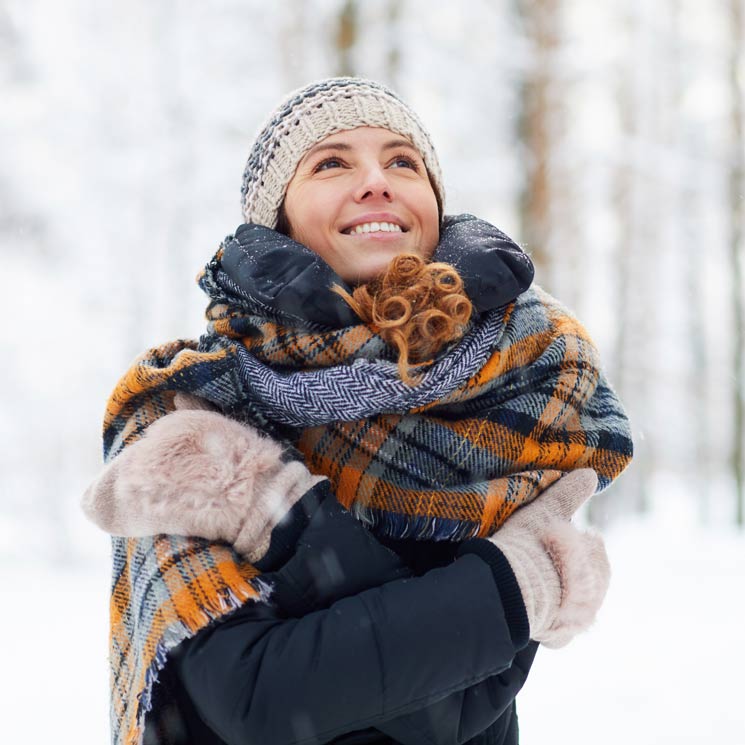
{"left": 217, "top": 213, "right": 534, "bottom": 328}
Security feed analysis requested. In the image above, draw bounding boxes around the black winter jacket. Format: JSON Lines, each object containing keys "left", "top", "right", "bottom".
{"left": 144, "top": 483, "right": 538, "bottom": 745}
{"left": 142, "top": 215, "right": 539, "bottom": 744}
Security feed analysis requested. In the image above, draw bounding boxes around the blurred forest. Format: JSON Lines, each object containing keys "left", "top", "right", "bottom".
{"left": 1, "top": 0, "right": 744, "bottom": 564}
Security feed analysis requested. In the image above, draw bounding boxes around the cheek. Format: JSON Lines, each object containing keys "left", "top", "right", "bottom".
{"left": 284, "top": 186, "right": 335, "bottom": 241}
{"left": 283, "top": 190, "right": 340, "bottom": 266}
{"left": 418, "top": 195, "right": 441, "bottom": 259}
{"left": 284, "top": 191, "right": 306, "bottom": 230}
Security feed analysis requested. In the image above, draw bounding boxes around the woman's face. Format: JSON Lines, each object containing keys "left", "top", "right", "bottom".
{"left": 282, "top": 127, "right": 440, "bottom": 284}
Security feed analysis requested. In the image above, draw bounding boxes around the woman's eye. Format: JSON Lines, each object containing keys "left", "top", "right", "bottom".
{"left": 313, "top": 154, "right": 419, "bottom": 172}
{"left": 389, "top": 155, "right": 419, "bottom": 171}
{"left": 315, "top": 157, "right": 345, "bottom": 172}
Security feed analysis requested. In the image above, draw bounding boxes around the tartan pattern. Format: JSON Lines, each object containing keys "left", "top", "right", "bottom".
{"left": 294, "top": 289, "right": 633, "bottom": 538}
{"left": 102, "top": 276, "right": 632, "bottom": 744}
{"left": 108, "top": 535, "right": 269, "bottom": 745}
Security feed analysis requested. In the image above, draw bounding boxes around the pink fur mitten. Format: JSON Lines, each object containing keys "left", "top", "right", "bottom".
{"left": 81, "top": 398, "right": 325, "bottom": 563}
{"left": 488, "top": 469, "right": 610, "bottom": 649}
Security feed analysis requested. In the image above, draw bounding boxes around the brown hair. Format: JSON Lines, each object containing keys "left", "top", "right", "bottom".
{"left": 332, "top": 254, "right": 473, "bottom": 385}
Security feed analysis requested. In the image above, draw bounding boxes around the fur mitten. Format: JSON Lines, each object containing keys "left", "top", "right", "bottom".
{"left": 489, "top": 469, "right": 610, "bottom": 648}
{"left": 81, "top": 395, "right": 326, "bottom": 563}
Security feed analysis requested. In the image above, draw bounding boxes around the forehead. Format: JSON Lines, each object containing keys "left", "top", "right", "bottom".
{"left": 300, "top": 127, "right": 419, "bottom": 162}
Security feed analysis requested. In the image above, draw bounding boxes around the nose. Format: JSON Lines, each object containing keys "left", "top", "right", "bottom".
{"left": 353, "top": 163, "right": 393, "bottom": 203}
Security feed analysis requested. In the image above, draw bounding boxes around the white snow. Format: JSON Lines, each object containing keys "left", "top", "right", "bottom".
{"left": 2, "top": 513, "right": 743, "bottom": 744}
{"left": 520, "top": 516, "right": 745, "bottom": 745}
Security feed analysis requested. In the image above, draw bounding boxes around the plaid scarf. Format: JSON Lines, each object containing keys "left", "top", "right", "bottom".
{"left": 101, "top": 217, "right": 632, "bottom": 744}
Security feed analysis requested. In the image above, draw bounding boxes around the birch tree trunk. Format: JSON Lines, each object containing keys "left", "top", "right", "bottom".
{"left": 279, "top": 0, "right": 309, "bottom": 90}
{"left": 590, "top": 2, "right": 658, "bottom": 525}
{"left": 335, "top": 0, "right": 359, "bottom": 77}
{"left": 385, "top": 0, "right": 402, "bottom": 89}
{"left": 514, "top": 0, "right": 562, "bottom": 284}
{"left": 678, "top": 2, "right": 710, "bottom": 522}
{"left": 728, "top": 0, "right": 745, "bottom": 526}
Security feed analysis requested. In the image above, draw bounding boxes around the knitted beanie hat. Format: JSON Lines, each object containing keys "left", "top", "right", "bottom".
{"left": 240, "top": 77, "right": 445, "bottom": 228}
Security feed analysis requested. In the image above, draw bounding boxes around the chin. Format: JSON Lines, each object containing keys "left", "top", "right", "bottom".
{"left": 346, "top": 271, "right": 382, "bottom": 286}
{"left": 361, "top": 258, "right": 402, "bottom": 282}
{"left": 337, "top": 246, "right": 425, "bottom": 285}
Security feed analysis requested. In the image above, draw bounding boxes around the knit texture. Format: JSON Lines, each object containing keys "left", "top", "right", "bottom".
{"left": 100, "top": 229, "right": 632, "bottom": 745}
{"left": 240, "top": 77, "right": 444, "bottom": 227}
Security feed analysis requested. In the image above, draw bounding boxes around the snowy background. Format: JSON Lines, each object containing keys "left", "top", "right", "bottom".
{"left": 1, "top": 0, "right": 744, "bottom": 742}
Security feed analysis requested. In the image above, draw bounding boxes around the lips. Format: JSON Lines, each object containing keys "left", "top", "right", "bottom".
{"left": 340, "top": 214, "right": 409, "bottom": 234}
{"left": 343, "top": 221, "right": 404, "bottom": 235}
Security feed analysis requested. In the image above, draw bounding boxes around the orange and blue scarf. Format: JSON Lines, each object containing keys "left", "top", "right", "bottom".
{"left": 101, "top": 215, "right": 632, "bottom": 744}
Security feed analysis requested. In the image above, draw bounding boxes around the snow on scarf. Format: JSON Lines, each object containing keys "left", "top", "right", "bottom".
{"left": 98, "top": 215, "right": 633, "bottom": 745}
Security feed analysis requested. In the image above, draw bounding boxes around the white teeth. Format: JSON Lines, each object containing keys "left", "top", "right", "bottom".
{"left": 347, "top": 221, "right": 403, "bottom": 234}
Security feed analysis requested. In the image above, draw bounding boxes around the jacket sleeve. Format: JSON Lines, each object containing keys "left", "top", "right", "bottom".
{"left": 262, "top": 494, "right": 536, "bottom": 744}
{"left": 377, "top": 642, "right": 538, "bottom": 745}
{"left": 171, "top": 495, "right": 531, "bottom": 745}
{"left": 373, "top": 543, "right": 536, "bottom": 745}
{"left": 172, "top": 557, "right": 526, "bottom": 745}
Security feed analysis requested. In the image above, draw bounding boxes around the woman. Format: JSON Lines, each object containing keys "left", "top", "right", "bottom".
{"left": 84, "top": 78, "right": 633, "bottom": 745}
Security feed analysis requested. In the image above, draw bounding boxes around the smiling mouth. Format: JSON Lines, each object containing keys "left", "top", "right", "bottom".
{"left": 342, "top": 221, "right": 407, "bottom": 235}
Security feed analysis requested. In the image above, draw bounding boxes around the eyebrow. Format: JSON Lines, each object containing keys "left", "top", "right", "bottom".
{"left": 302, "top": 138, "right": 419, "bottom": 162}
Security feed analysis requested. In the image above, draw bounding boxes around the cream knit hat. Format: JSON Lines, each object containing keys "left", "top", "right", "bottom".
{"left": 240, "top": 78, "right": 445, "bottom": 228}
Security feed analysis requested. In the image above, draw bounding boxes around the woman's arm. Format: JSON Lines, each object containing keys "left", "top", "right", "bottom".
{"left": 255, "top": 491, "right": 536, "bottom": 745}
{"left": 84, "top": 403, "right": 604, "bottom": 744}
{"left": 83, "top": 413, "right": 534, "bottom": 744}
{"left": 171, "top": 550, "right": 528, "bottom": 745}
{"left": 223, "top": 471, "right": 601, "bottom": 744}
{"left": 376, "top": 642, "right": 538, "bottom": 745}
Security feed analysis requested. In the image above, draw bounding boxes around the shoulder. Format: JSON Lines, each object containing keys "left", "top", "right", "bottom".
{"left": 505, "top": 285, "right": 599, "bottom": 353}
{"left": 510, "top": 285, "right": 581, "bottom": 324}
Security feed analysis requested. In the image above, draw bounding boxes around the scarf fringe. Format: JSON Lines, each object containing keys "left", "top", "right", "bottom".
{"left": 356, "top": 505, "right": 481, "bottom": 543}
{"left": 125, "top": 576, "right": 272, "bottom": 745}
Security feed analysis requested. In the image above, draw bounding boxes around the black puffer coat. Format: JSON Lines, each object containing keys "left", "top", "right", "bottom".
{"left": 142, "top": 214, "right": 538, "bottom": 744}
{"left": 144, "top": 484, "right": 538, "bottom": 745}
